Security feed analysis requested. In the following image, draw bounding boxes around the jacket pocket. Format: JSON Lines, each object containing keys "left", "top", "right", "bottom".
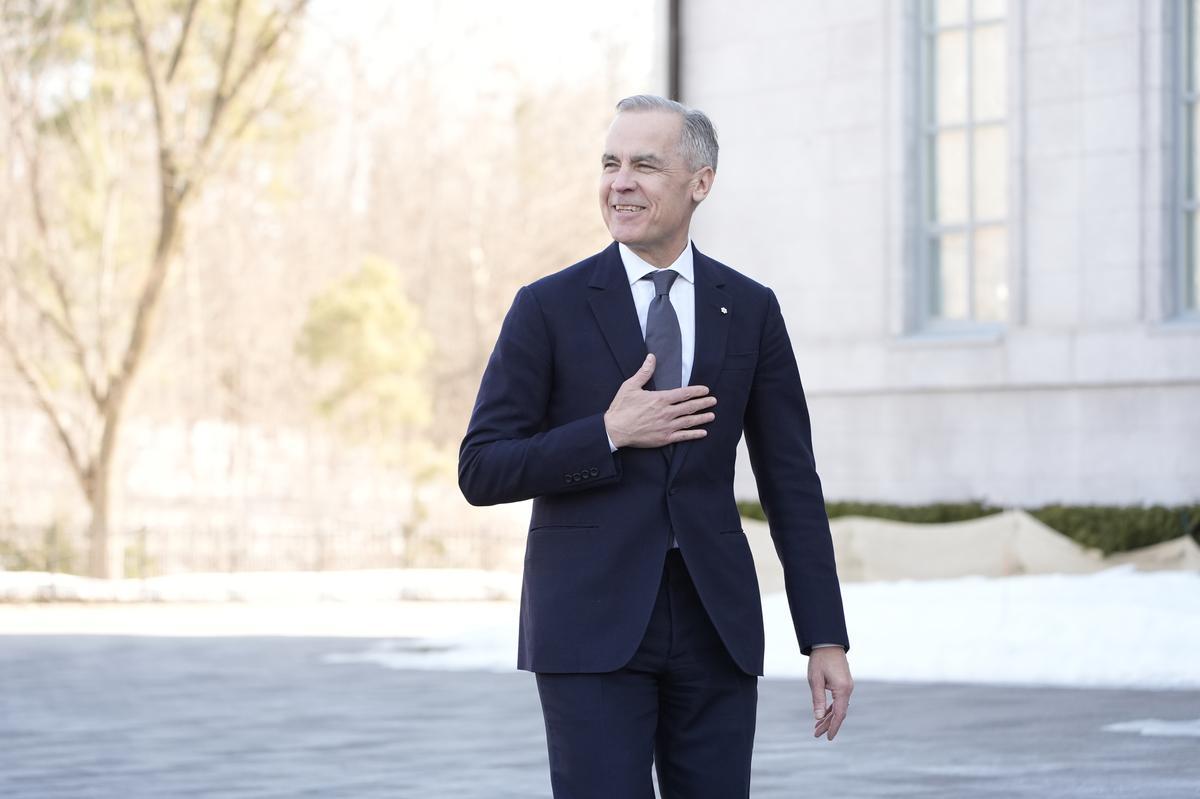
{"left": 721, "top": 350, "right": 758, "bottom": 371}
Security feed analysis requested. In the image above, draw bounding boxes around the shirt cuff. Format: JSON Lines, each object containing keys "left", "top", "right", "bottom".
{"left": 606, "top": 430, "right": 617, "bottom": 452}
{"left": 810, "top": 643, "right": 844, "bottom": 650}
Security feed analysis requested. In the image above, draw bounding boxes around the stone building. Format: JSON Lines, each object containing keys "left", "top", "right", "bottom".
{"left": 673, "top": 1, "right": 1199, "bottom": 505}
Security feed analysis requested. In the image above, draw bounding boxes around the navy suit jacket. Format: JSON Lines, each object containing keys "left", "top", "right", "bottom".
{"left": 458, "top": 241, "right": 849, "bottom": 675}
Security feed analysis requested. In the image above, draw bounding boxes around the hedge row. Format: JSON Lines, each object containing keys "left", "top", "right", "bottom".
{"left": 735, "top": 500, "right": 1200, "bottom": 556}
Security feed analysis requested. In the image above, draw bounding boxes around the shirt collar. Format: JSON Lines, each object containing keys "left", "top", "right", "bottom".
{"left": 617, "top": 239, "right": 695, "bottom": 287}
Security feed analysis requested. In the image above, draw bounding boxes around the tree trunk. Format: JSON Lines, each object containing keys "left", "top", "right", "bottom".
{"left": 85, "top": 460, "right": 121, "bottom": 579}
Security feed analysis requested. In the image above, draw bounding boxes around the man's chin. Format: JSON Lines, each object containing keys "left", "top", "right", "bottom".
{"left": 605, "top": 222, "right": 644, "bottom": 245}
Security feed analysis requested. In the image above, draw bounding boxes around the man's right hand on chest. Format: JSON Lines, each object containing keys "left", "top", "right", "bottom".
{"left": 603, "top": 353, "right": 718, "bottom": 450}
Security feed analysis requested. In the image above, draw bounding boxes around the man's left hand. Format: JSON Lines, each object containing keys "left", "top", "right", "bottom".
{"left": 808, "top": 646, "right": 853, "bottom": 741}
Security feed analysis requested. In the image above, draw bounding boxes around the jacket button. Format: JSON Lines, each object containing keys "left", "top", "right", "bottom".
{"left": 573, "top": 472, "right": 582, "bottom": 481}
{"left": 589, "top": 467, "right": 599, "bottom": 476}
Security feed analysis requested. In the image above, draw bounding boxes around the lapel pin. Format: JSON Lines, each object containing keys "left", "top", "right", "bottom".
{"left": 720, "top": 306, "right": 728, "bottom": 314}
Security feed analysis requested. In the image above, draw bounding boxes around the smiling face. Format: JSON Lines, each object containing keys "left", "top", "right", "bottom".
{"left": 599, "top": 109, "right": 714, "bottom": 267}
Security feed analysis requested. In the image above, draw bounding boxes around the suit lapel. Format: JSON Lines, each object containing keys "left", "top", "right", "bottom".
{"left": 587, "top": 241, "right": 649, "bottom": 382}
{"left": 586, "top": 241, "right": 732, "bottom": 480}
{"left": 588, "top": 242, "right": 673, "bottom": 468}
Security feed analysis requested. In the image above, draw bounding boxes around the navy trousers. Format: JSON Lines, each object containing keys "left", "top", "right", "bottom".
{"left": 534, "top": 548, "right": 758, "bottom": 798}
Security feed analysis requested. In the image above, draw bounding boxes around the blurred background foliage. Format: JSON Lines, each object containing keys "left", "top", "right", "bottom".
{"left": 0, "top": 0, "right": 656, "bottom": 576}
{"left": 296, "top": 253, "right": 434, "bottom": 452}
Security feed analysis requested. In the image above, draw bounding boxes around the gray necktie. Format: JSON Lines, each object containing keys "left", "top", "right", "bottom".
{"left": 642, "top": 269, "right": 682, "bottom": 549}
{"left": 642, "top": 270, "right": 681, "bottom": 392}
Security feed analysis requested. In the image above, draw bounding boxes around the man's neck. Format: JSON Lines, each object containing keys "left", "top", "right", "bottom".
{"left": 624, "top": 237, "right": 690, "bottom": 269}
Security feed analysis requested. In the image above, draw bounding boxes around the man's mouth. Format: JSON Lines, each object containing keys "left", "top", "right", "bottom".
{"left": 613, "top": 204, "right": 645, "bottom": 214}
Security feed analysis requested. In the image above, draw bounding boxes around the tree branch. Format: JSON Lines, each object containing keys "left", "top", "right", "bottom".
{"left": 196, "top": 62, "right": 293, "bottom": 181}
{"left": 93, "top": 174, "right": 121, "bottom": 393}
{"left": 104, "top": 196, "right": 182, "bottom": 428}
{"left": 0, "top": 322, "right": 91, "bottom": 494}
{"left": 1, "top": 258, "right": 105, "bottom": 407}
{"left": 189, "top": 0, "right": 308, "bottom": 196}
{"left": 124, "top": 0, "right": 174, "bottom": 202}
{"left": 165, "top": 0, "right": 202, "bottom": 83}
{"left": 196, "top": 0, "right": 246, "bottom": 176}
{"left": 0, "top": 35, "right": 107, "bottom": 408}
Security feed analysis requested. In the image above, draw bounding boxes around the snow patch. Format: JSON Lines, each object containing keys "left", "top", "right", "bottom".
{"left": 1102, "top": 719, "right": 1200, "bottom": 738}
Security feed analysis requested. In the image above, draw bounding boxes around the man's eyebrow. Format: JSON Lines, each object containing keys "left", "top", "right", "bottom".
{"left": 600, "top": 153, "right": 666, "bottom": 165}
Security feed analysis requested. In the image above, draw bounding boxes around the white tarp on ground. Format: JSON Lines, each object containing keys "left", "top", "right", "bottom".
{"left": 746, "top": 509, "right": 1199, "bottom": 592}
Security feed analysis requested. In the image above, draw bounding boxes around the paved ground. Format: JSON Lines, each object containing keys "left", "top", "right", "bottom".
{"left": 0, "top": 635, "right": 1197, "bottom": 798}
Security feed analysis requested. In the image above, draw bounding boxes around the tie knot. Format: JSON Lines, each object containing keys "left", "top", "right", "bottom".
{"left": 643, "top": 269, "right": 678, "bottom": 296}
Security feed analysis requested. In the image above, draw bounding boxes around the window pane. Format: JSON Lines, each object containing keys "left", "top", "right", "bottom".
{"left": 931, "top": 0, "right": 967, "bottom": 26}
{"left": 1191, "top": 0, "right": 1199, "bottom": 93}
{"left": 933, "top": 130, "right": 968, "bottom": 224}
{"left": 972, "top": 24, "right": 1006, "bottom": 120}
{"left": 932, "top": 30, "right": 968, "bottom": 125}
{"left": 918, "top": 1, "right": 1011, "bottom": 326}
{"left": 1191, "top": 103, "right": 1199, "bottom": 202}
{"left": 1189, "top": 212, "right": 1199, "bottom": 310}
{"left": 973, "top": 226, "right": 1008, "bottom": 322}
{"left": 931, "top": 233, "right": 969, "bottom": 319}
{"left": 973, "top": 0, "right": 1006, "bottom": 21}
{"left": 974, "top": 124, "right": 1007, "bottom": 219}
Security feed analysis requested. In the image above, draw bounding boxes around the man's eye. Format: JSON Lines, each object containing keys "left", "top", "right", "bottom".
{"left": 602, "top": 162, "right": 618, "bottom": 171}
{"left": 636, "top": 164, "right": 655, "bottom": 172}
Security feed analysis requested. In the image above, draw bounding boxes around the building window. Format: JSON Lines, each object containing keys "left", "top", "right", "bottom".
{"left": 916, "top": 0, "right": 1008, "bottom": 327}
{"left": 1178, "top": 0, "right": 1200, "bottom": 315}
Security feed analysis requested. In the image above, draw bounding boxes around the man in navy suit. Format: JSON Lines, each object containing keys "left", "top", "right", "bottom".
{"left": 459, "top": 94, "right": 853, "bottom": 798}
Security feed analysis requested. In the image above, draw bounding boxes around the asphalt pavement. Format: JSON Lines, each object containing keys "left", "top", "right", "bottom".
{"left": 0, "top": 635, "right": 1196, "bottom": 798}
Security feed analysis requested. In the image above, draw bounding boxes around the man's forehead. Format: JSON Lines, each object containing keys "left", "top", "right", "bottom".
{"left": 603, "top": 110, "right": 681, "bottom": 159}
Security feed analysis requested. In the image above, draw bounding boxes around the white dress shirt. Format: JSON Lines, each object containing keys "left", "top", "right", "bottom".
{"left": 605, "top": 240, "right": 695, "bottom": 453}
{"left": 620, "top": 239, "right": 696, "bottom": 389}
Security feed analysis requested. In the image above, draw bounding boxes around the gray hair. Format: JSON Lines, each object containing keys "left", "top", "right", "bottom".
{"left": 615, "top": 94, "right": 719, "bottom": 172}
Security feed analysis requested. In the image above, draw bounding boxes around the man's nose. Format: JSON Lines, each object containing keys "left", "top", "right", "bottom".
{"left": 611, "top": 167, "right": 636, "bottom": 192}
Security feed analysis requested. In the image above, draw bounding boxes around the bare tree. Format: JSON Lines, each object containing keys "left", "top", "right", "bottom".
{"left": 0, "top": 0, "right": 310, "bottom": 577}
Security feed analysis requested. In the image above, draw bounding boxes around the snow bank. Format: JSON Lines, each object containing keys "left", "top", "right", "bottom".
{"left": 763, "top": 565, "right": 1200, "bottom": 689}
{"left": 306, "top": 566, "right": 1200, "bottom": 690}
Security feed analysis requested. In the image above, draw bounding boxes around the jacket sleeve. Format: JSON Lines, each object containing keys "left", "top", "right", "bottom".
{"left": 743, "top": 288, "right": 850, "bottom": 656}
{"left": 458, "top": 285, "right": 621, "bottom": 506}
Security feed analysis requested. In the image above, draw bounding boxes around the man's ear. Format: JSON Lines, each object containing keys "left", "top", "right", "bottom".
{"left": 690, "top": 166, "right": 715, "bottom": 203}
